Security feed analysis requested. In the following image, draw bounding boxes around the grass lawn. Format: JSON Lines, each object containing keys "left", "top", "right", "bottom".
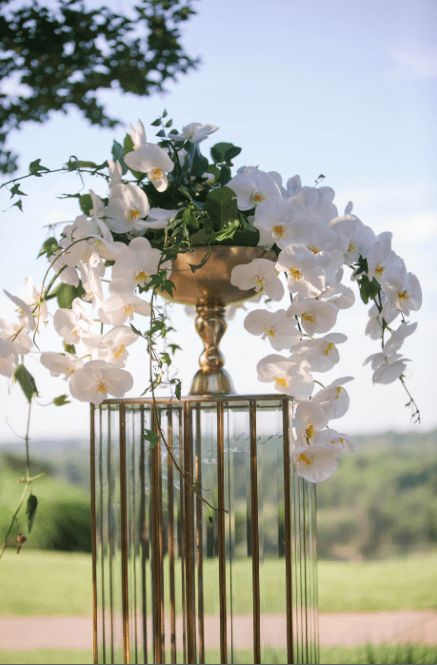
{"left": 1, "top": 645, "right": 437, "bottom": 664}
{"left": 0, "top": 550, "right": 436, "bottom": 616}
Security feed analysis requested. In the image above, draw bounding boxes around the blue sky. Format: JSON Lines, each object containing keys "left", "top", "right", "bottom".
{"left": 0, "top": 0, "right": 436, "bottom": 441}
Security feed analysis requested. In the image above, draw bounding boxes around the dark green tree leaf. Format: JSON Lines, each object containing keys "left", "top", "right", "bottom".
{"left": 79, "top": 194, "right": 93, "bottom": 216}
{"left": 56, "top": 282, "right": 85, "bottom": 309}
{"left": 210, "top": 142, "right": 241, "bottom": 164}
{"left": 204, "top": 187, "right": 239, "bottom": 230}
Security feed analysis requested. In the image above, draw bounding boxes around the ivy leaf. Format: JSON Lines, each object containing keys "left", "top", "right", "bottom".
{"left": 53, "top": 394, "right": 71, "bottom": 407}
{"left": 26, "top": 495, "right": 38, "bottom": 533}
{"left": 214, "top": 220, "right": 240, "bottom": 242}
{"left": 13, "top": 365, "right": 38, "bottom": 403}
{"left": 358, "top": 276, "right": 380, "bottom": 305}
{"left": 130, "top": 324, "right": 143, "bottom": 336}
{"left": 10, "top": 183, "right": 27, "bottom": 198}
{"left": 142, "top": 429, "right": 160, "bottom": 448}
{"left": 63, "top": 341, "right": 76, "bottom": 354}
{"left": 12, "top": 199, "right": 23, "bottom": 212}
{"left": 168, "top": 343, "right": 181, "bottom": 355}
{"left": 171, "top": 378, "right": 182, "bottom": 401}
{"left": 28, "top": 159, "right": 50, "bottom": 177}
{"left": 37, "top": 237, "right": 61, "bottom": 259}
{"left": 161, "top": 279, "right": 175, "bottom": 298}
{"left": 79, "top": 194, "right": 93, "bottom": 216}
{"left": 188, "top": 246, "right": 211, "bottom": 272}
{"left": 56, "top": 283, "right": 85, "bottom": 309}
{"left": 111, "top": 139, "right": 128, "bottom": 175}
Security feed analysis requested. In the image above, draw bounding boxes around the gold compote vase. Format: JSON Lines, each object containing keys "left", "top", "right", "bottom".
{"left": 165, "top": 245, "right": 275, "bottom": 395}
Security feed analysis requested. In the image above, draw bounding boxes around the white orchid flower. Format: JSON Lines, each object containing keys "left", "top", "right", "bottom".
{"left": 92, "top": 325, "right": 139, "bottom": 368}
{"left": 329, "top": 215, "right": 376, "bottom": 265}
{"left": 243, "top": 308, "right": 301, "bottom": 351}
{"left": 40, "top": 352, "right": 84, "bottom": 379}
{"left": 313, "top": 186, "right": 338, "bottom": 223}
{"left": 318, "top": 281, "right": 355, "bottom": 310}
{"left": 276, "top": 245, "right": 329, "bottom": 298}
{"left": 23, "top": 277, "right": 48, "bottom": 325}
{"left": 129, "top": 120, "right": 147, "bottom": 149}
{"left": 256, "top": 353, "right": 314, "bottom": 398}
{"left": 293, "top": 441, "right": 340, "bottom": 483}
{"left": 253, "top": 197, "right": 304, "bottom": 248}
{"left": 292, "top": 333, "right": 347, "bottom": 372}
{"left": 3, "top": 290, "right": 36, "bottom": 332}
{"left": 383, "top": 270, "right": 422, "bottom": 316}
{"left": 0, "top": 338, "right": 19, "bottom": 377}
{"left": 107, "top": 159, "right": 123, "bottom": 184}
{"left": 311, "top": 377, "right": 354, "bottom": 420}
{"left": 172, "top": 122, "right": 218, "bottom": 143}
{"left": 105, "top": 183, "right": 150, "bottom": 233}
{"left": 364, "top": 350, "right": 409, "bottom": 385}
{"left": 288, "top": 299, "right": 339, "bottom": 336}
{"left": 231, "top": 258, "right": 285, "bottom": 301}
{"left": 112, "top": 237, "right": 168, "bottom": 289}
{"left": 316, "top": 428, "right": 356, "bottom": 452}
{"left": 98, "top": 289, "right": 150, "bottom": 326}
{"left": 365, "top": 302, "right": 400, "bottom": 340}
{"left": 228, "top": 167, "right": 282, "bottom": 211}
{"left": 124, "top": 144, "right": 174, "bottom": 192}
{"left": 79, "top": 257, "right": 104, "bottom": 310}
{"left": 291, "top": 400, "right": 329, "bottom": 447}
{"left": 69, "top": 360, "right": 133, "bottom": 405}
{"left": 0, "top": 319, "right": 32, "bottom": 355}
{"left": 53, "top": 298, "right": 99, "bottom": 344}
{"left": 366, "top": 232, "right": 403, "bottom": 284}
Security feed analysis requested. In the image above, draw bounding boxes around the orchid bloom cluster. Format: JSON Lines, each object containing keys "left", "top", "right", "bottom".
{"left": 0, "top": 112, "right": 422, "bottom": 486}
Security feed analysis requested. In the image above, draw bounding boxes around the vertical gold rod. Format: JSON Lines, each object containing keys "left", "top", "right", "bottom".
{"left": 151, "top": 407, "right": 163, "bottom": 665}
{"left": 139, "top": 407, "right": 148, "bottom": 663}
{"left": 298, "top": 478, "right": 305, "bottom": 663}
{"left": 167, "top": 409, "right": 177, "bottom": 664}
{"left": 303, "top": 482, "right": 309, "bottom": 665}
{"left": 119, "top": 403, "right": 130, "bottom": 664}
{"left": 249, "top": 399, "right": 261, "bottom": 665}
{"left": 195, "top": 405, "right": 205, "bottom": 664}
{"left": 313, "top": 485, "right": 320, "bottom": 664}
{"left": 157, "top": 409, "right": 166, "bottom": 663}
{"left": 107, "top": 408, "right": 115, "bottom": 664}
{"left": 282, "top": 398, "right": 294, "bottom": 664}
{"left": 179, "top": 414, "right": 187, "bottom": 665}
{"left": 130, "top": 409, "right": 139, "bottom": 665}
{"left": 184, "top": 401, "right": 197, "bottom": 665}
{"left": 217, "top": 400, "right": 228, "bottom": 665}
{"left": 98, "top": 407, "right": 106, "bottom": 664}
{"left": 90, "top": 405, "right": 98, "bottom": 665}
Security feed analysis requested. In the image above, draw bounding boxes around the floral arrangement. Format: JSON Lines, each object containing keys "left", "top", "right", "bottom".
{"left": 0, "top": 111, "right": 422, "bottom": 551}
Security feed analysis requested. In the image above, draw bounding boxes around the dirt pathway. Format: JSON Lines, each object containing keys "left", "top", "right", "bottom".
{"left": 0, "top": 611, "right": 436, "bottom": 651}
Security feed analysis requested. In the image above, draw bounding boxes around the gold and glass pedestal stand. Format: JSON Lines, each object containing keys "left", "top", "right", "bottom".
{"left": 90, "top": 248, "right": 319, "bottom": 664}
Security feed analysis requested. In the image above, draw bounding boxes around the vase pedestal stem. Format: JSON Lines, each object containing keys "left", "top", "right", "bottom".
{"left": 189, "top": 302, "right": 235, "bottom": 395}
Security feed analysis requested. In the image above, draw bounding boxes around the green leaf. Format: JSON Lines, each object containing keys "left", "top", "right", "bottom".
{"left": 156, "top": 129, "right": 166, "bottom": 138}
{"left": 10, "top": 183, "right": 27, "bottom": 198}
{"left": 142, "top": 429, "right": 160, "bottom": 448}
{"left": 161, "top": 279, "right": 175, "bottom": 298}
{"left": 13, "top": 365, "right": 38, "bottom": 403}
{"left": 37, "top": 237, "right": 60, "bottom": 259}
{"left": 28, "top": 159, "right": 50, "bottom": 177}
{"left": 188, "top": 246, "right": 211, "bottom": 272}
{"left": 214, "top": 220, "right": 240, "bottom": 242}
{"left": 168, "top": 344, "right": 181, "bottom": 355}
{"left": 162, "top": 109, "right": 168, "bottom": 118}
{"left": 185, "top": 142, "right": 209, "bottom": 177}
{"left": 151, "top": 118, "right": 161, "bottom": 126}
{"left": 111, "top": 140, "right": 128, "bottom": 175}
{"left": 130, "top": 324, "right": 143, "bottom": 336}
{"left": 53, "top": 394, "right": 71, "bottom": 407}
{"left": 210, "top": 142, "right": 241, "bottom": 164}
{"left": 164, "top": 119, "right": 173, "bottom": 128}
{"left": 160, "top": 352, "right": 171, "bottom": 366}
{"left": 79, "top": 194, "right": 93, "bottom": 216}
{"left": 189, "top": 228, "right": 216, "bottom": 246}
{"left": 174, "top": 379, "right": 182, "bottom": 401}
{"left": 204, "top": 187, "right": 239, "bottom": 230}
{"left": 12, "top": 199, "right": 23, "bottom": 212}
{"left": 26, "top": 495, "right": 38, "bottom": 534}
{"left": 358, "top": 275, "right": 380, "bottom": 305}
{"left": 63, "top": 342, "right": 76, "bottom": 354}
{"left": 56, "top": 283, "right": 86, "bottom": 309}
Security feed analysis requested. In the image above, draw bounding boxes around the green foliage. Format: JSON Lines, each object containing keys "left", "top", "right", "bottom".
{"left": 142, "top": 428, "right": 160, "bottom": 449}
{"left": 26, "top": 494, "right": 38, "bottom": 533}
{"left": 53, "top": 394, "right": 71, "bottom": 407}
{"left": 0, "top": 0, "right": 199, "bottom": 174}
{"left": 37, "top": 237, "right": 61, "bottom": 259}
{"left": 78, "top": 194, "right": 93, "bottom": 216}
{"left": 210, "top": 141, "right": 242, "bottom": 164}
{"left": 13, "top": 364, "right": 38, "bottom": 403}
{"left": 56, "top": 282, "right": 86, "bottom": 309}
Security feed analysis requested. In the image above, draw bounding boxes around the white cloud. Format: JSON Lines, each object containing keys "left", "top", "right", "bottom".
{"left": 388, "top": 45, "right": 437, "bottom": 80}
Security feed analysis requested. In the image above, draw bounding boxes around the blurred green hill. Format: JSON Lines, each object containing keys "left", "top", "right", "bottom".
{"left": 0, "top": 429, "right": 436, "bottom": 558}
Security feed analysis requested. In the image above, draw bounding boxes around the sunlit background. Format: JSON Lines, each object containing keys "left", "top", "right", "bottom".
{"left": 0, "top": 0, "right": 436, "bottom": 442}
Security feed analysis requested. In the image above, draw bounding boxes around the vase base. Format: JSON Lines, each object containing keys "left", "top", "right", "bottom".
{"left": 189, "top": 368, "right": 236, "bottom": 395}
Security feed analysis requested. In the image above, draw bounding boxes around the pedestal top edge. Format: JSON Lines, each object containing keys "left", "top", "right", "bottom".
{"left": 95, "top": 393, "right": 292, "bottom": 406}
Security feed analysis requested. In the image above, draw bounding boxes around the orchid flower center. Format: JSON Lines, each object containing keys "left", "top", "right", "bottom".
{"left": 375, "top": 265, "right": 385, "bottom": 276}
{"left": 272, "top": 224, "right": 285, "bottom": 238}
{"left": 347, "top": 242, "right": 356, "bottom": 253}
{"left": 302, "top": 312, "right": 315, "bottom": 323}
{"left": 255, "top": 277, "right": 265, "bottom": 291}
{"left": 96, "top": 381, "right": 109, "bottom": 395}
{"left": 126, "top": 208, "right": 140, "bottom": 221}
{"left": 305, "top": 424, "right": 315, "bottom": 439}
{"left": 251, "top": 191, "right": 266, "bottom": 205}
{"left": 289, "top": 268, "right": 303, "bottom": 281}
{"left": 299, "top": 452, "right": 312, "bottom": 466}
{"left": 275, "top": 376, "right": 288, "bottom": 387}
{"left": 134, "top": 270, "right": 149, "bottom": 285}
{"left": 398, "top": 290, "right": 410, "bottom": 301}
{"left": 308, "top": 246, "right": 319, "bottom": 255}
{"left": 114, "top": 344, "right": 125, "bottom": 359}
{"left": 324, "top": 342, "right": 335, "bottom": 356}
{"left": 335, "top": 386, "right": 343, "bottom": 399}
{"left": 264, "top": 326, "right": 276, "bottom": 338}
{"left": 150, "top": 168, "right": 164, "bottom": 181}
